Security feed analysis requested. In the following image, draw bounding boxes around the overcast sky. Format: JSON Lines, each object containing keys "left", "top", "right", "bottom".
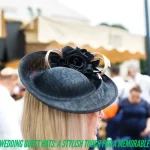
{"left": 0, "top": 0, "right": 148, "bottom": 35}
{"left": 59, "top": 0, "right": 146, "bottom": 35}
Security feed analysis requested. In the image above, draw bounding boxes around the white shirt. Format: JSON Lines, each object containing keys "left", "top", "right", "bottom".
{"left": 128, "top": 73, "right": 150, "bottom": 103}
{"left": 0, "top": 85, "right": 25, "bottom": 150}
{"left": 16, "top": 98, "right": 24, "bottom": 123}
{"left": 111, "top": 76, "right": 127, "bottom": 104}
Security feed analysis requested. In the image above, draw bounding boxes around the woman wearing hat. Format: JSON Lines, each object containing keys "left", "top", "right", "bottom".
{"left": 19, "top": 46, "right": 118, "bottom": 150}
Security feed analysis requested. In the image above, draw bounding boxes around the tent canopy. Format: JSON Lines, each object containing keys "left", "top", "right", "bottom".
{"left": 5, "top": 45, "right": 146, "bottom": 69}
{"left": 45, "top": 42, "right": 146, "bottom": 65}
{"left": 22, "top": 16, "right": 145, "bottom": 55}
{"left": 9, "top": 16, "right": 145, "bottom": 69}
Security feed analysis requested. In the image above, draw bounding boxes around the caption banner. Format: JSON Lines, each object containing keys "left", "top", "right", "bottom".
{"left": 0, "top": 140, "right": 150, "bottom": 148}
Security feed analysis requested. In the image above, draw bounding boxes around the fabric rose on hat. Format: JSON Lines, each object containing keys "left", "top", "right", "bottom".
{"left": 49, "top": 46, "right": 100, "bottom": 75}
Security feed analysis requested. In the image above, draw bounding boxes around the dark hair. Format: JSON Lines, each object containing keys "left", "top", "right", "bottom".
{"left": 130, "top": 85, "right": 142, "bottom": 93}
{"left": 110, "top": 65, "right": 120, "bottom": 75}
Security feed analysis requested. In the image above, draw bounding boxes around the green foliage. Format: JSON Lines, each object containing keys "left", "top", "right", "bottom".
{"left": 100, "top": 23, "right": 110, "bottom": 26}
{"left": 111, "top": 24, "right": 128, "bottom": 31}
{"left": 99, "top": 22, "right": 128, "bottom": 31}
{"left": 140, "top": 59, "right": 148, "bottom": 75}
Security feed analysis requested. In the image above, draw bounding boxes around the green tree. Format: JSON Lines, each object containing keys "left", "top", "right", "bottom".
{"left": 99, "top": 22, "right": 128, "bottom": 31}
{"left": 140, "top": 59, "right": 148, "bottom": 75}
{"left": 111, "top": 24, "right": 128, "bottom": 31}
{"left": 100, "top": 23, "right": 110, "bottom": 26}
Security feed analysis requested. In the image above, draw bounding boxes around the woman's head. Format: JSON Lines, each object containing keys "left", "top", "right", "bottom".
{"left": 22, "top": 91, "right": 102, "bottom": 149}
{"left": 129, "top": 85, "right": 142, "bottom": 103}
{"left": 19, "top": 46, "right": 118, "bottom": 149}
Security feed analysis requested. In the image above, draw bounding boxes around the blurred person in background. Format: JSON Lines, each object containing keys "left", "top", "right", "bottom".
{"left": 104, "top": 65, "right": 128, "bottom": 139}
{"left": 11, "top": 69, "right": 26, "bottom": 100}
{"left": 128, "top": 65, "right": 150, "bottom": 103}
{"left": 110, "top": 65, "right": 126, "bottom": 104}
{"left": 0, "top": 68, "right": 18, "bottom": 96}
{"left": 103, "top": 65, "right": 126, "bottom": 118}
{"left": 118, "top": 85, "right": 150, "bottom": 142}
{"left": 0, "top": 67, "right": 24, "bottom": 148}
{"left": 15, "top": 77, "right": 26, "bottom": 123}
{"left": 6, "top": 68, "right": 26, "bottom": 98}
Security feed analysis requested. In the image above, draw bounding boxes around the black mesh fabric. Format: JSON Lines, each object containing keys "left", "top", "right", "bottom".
{"left": 19, "top": 51, "right": 118, "bottom": 114}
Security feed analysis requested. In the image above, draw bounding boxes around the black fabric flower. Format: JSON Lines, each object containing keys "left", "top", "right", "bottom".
{"left": 49, "top": 46, "right": 100, "bottom": 75}
{"left": 63, "top": 46, "right": 88, "bottom": 72}
{"left": 49, "top": 52, "right": 64, "bottom": 68}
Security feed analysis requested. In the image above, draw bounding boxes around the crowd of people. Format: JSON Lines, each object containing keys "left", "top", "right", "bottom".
{"left": 0, "top": 57, "right": 150, "bottom": 150}
{"left": 101, "top": 65, "right": 150, "bottom": 142}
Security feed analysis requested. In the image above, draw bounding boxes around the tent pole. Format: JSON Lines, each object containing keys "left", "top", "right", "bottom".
{"left": 145, "top": 0, "right": 150, "bottom": 75}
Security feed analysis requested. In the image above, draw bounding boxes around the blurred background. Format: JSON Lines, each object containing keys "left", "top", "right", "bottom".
{"left": 1, "top": 0, "right": 150, "bottom": 146}
{"left": 0, "top": 0, "right": 148, "bottom": 76}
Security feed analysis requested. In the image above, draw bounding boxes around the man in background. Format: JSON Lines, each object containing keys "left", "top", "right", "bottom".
{"left": 128, "top": 65, "right": 150, "bottom": 104}
{"left": 110, "top": 65, "right": 127, "bottom": 104}
{"left": 104, "top": 65, "right": 127, "bottom": 118}
{"left": 104, "top": 66, "right": 127, "bottom": 139}
{"left": 0, "top": 67, "right": 25, "bottom": 150}
{"left": 104, "top": 65, "right": 131, "bottom": 139}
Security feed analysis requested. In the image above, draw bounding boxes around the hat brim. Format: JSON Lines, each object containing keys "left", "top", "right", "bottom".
{"left": 19, "top": 51, "right": 118, "bottom": 114}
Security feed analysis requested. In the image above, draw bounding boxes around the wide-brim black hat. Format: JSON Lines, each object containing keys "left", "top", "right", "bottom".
{"left": 19, "top": 47, "right": 118, "bottom": 114}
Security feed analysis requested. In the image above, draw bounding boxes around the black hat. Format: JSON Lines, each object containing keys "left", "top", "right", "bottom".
{"left": 18, "top": 46, "right": 118, "bottom": 114}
